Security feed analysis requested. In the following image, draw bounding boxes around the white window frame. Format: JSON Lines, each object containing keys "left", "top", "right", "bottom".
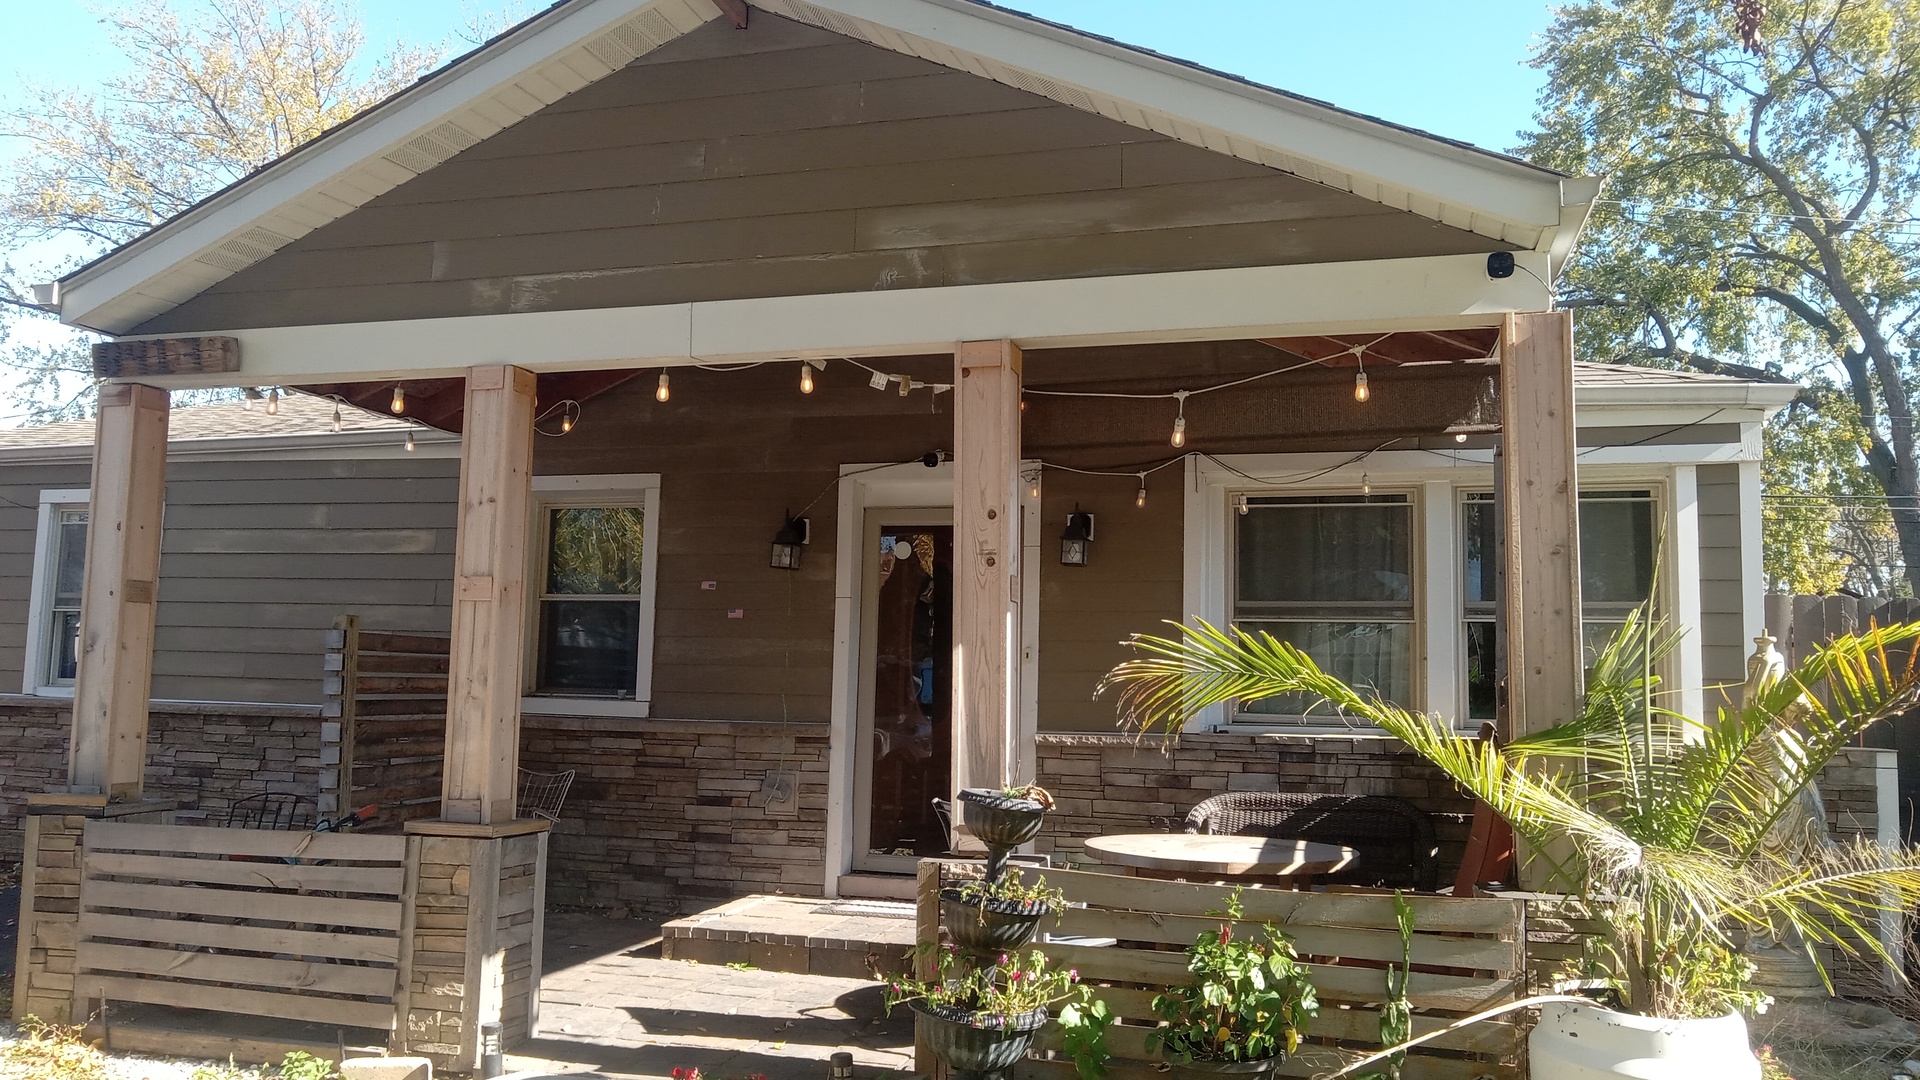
{"left": 1187, "top": 453, "right": 1694, "bottom": 736}
{"left": 23, "top": 488, "right": 92, "bottom": 698}
{"left": 520, "top": 473, "right": 661, "bottom": 719}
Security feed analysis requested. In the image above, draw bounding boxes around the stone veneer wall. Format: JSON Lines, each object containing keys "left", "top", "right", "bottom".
{"left": 1816, "top": 746, "right": 1901, "bottom": 997}
{"left": 518, "top": 715, "right": 832, "bottom": 907}
{"left": 0, "top": 697, "right": 324, "bottom": 857}
{"left": 1033, "top": 733, "right": 1479, "bottom": 881}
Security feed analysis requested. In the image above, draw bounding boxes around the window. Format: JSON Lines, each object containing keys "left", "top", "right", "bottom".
{"left": 525, "top": 476, "right": 659, "bottom": 712}
{"left": 1461, "top": 489, "right": 1658, "bottom": 722}
{"left": 1232, "top": 494, "right": 1414, "bottom": 721}
{"left": 23, "top": 490, "right": 92, "bottom": 696}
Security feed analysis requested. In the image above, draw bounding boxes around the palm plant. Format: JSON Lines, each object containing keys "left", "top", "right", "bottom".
{"left": 1099, "top": 609, "right": 1920, "bottom": 1019}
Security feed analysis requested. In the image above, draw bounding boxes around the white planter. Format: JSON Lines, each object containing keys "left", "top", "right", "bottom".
{"left": 1528, "top": 1000, "right": 1759, "bottom": 1080}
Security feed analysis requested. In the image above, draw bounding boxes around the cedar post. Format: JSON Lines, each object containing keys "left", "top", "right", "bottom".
{"left": 1500, "top": 311, "right": 1582, "bottom": 891}
{"left": 70, "top": 382, "right": 169, "bottom": 798}
{"left": 952, "top": 341, "right": 1023, "bottom": 833}
{"left": 441, "top": 364, "right": 537, "bottom": 824}
{"left": 1498, "top": 311, "right": 1583, "bottom": 740}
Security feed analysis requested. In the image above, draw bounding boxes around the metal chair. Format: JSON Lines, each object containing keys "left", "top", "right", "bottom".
{"left": 517, "top": 768, "right": 576, "bottom": 822}
{"left": 1182, "top": 791, "right": 1441, "bottom": 891}
{"left": 223, "top": 791, "right": 307, "bottom": 830}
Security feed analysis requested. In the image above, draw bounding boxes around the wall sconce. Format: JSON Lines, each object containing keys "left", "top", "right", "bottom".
{"left": 770, "top": 514, "right": 810, "bottom": 570}
{"left": 1059, "top": 510, "right": 1094, "bottom": 567}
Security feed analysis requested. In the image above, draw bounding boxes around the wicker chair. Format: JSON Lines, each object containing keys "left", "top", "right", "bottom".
{"left": 1182, "top": 791, "right": 1440, "bottom": 891}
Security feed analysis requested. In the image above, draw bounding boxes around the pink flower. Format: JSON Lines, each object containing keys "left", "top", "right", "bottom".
{"left": 1069, "top": 969, "right": 1079, "bottom": 981}
{"left": 999, "top": 954, "right": 1010, "bottom": 965}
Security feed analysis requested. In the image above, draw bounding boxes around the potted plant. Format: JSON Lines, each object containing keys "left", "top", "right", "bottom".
{"left": 941, "top": 869, "right": 1067, "bottom": 954}
{"left": 1099, "top": 610, "right": 1920, "bottom": 1080}
{"left": 886, "top": 947, "right": 1113, "bottom": 1080}
{"left": 958, "top": 783, "right": 1055, "bottom": 848}
{"left": 1146, "top": 889, "right": 1318, "bottom": 1080}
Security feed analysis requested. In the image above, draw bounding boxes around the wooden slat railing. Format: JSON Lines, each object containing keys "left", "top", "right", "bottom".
{"left": 75, "top": 821, "right": 408, "bottom": 1035}
{"left": 917, "top": 860, "right": 1526, "bottom": 1080}
{"left": 325, "top": 617, "right": 449, "bottom": 825}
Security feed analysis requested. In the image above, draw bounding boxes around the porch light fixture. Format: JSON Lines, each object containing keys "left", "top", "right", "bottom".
{"left": 390, "top": 385, "right": 406, "bottom": 414}
{"left": 656, "top": 371, "right": 671, "bottom": 402}
{"left": 1059, "top": 510, "right": 1094, "bottom": 567}
{"left": 770, "top": 514, "right": 809, "bottom": 570}
{"left": 265, "top": 387, "right": 280, "bottom": 416}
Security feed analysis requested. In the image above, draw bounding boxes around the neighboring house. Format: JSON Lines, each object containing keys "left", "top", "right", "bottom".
{"left": 11, "top": 0, "right": 1805, "bottom": 996}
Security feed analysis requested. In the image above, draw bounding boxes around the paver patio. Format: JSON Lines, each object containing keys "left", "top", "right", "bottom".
{"left": 506, "top": 911, "right": 915, "bottom": 1080}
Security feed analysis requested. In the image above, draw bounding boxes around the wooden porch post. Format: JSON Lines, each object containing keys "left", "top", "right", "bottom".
{"left": 441, "top": 364, "right": 536, "bottom": 825}
{"left": 1499, "top": 310, "right": 1583, "bottom": 738}
{"left": 953, "top": 340, "right": 1023, "bottom": 822}
{"left": 71, "top": 382, "right": 169, "bottom": 798}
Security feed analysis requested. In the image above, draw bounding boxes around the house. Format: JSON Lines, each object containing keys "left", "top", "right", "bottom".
{"left": 10, "top": 0, "right": 1799, "bottom": 1065}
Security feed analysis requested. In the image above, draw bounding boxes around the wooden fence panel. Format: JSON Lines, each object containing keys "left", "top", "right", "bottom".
{"left": 75, "top": 820, "right": 408, "bottom": 1037}
{"left": 916, "top": 861, "right": 1525, "bottom": 1080}
{"left": 327, "top": 619, "right": 449, "bottom": 824}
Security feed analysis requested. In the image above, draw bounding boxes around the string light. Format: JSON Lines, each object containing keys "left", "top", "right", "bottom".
{"left": 242, "top": 387, "right": 262, "bottom": 412}
{"left": 1237, "top": 494, "right": 1250, "bottom": 516}
{"left": 1170, "top": 391, "right": 1189, "bottom": 448}
{"left": 404, "top": 425, "right": 416, "bottom": 453}
{"left": 898, "top": 375, "right": 913, "bottom": 397}
{"left": 562, "top": 413, "right": 574, "bottom": 434}
{"left": 265, "top": 387, "right": 280, "bottom": 416}
{"left": 1027, "top": 469, "right": 1041, "bottom": 500}
{"left": 656, "top": 371, "right": 671, "bottom": 402}
{"left": 330, "top": 400, "right": 343, "bottom": 433}
{"left": 800, "top": 362, "right": 815, "bottom": 395}
{"left": 534, "top": 399, "right": 582, "bottom": 438}
{"left": 1361, "top": 472, "right": 1371, "bottom": 496}
{"left": 390, "top": 386, "right": 406, "bottom": 414}
{"left": 1136, "top": 474, "right": 1148, "bottom": 508}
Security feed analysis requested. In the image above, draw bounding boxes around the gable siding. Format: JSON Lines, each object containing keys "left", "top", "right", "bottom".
{"left": 0, "top": 456, "right": 459, "bottom": 704}
{"left": 1696, "top": 463, "right": 1747, "bottom": 690}
{"left": 137, "top": 14, "right": 1504, "bottom": 334}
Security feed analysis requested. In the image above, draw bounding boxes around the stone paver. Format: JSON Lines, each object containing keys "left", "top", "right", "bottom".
{"left": 505, "top": 911, "right": 914, "bottom": 1080}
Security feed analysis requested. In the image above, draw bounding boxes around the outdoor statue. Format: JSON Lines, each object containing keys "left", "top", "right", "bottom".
{"left": 1741, "top": 631, "right": 1832, "bottom": 996}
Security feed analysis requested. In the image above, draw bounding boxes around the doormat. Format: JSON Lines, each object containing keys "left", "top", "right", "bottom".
{"left": 813, "top": 900, "right": 916, "bottom": 919}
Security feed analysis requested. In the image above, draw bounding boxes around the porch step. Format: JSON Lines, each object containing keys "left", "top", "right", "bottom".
{"left": 662, "top": 894, "right": 916, "bottom": 980}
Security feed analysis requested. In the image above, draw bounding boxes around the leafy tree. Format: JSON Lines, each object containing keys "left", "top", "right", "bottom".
{"left": 0, "top": 0, "right": 443, "bottom": 422}
{"left": 1523, "top": 0, "right": 1920, "bottom": 592}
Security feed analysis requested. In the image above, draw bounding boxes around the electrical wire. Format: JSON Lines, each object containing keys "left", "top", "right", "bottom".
{"left": 1021, "top": 345, "right": 1389, "bottom": 402}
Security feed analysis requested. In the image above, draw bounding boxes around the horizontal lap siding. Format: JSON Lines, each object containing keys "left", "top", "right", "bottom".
{"left": 1696, "top": 463, "right": 1746, "bottom": 688}
{"left": 135, "top": 15, "right": 1499, "bottom": 334}
{"left": 0, "top": 463, "right": 90, "bottom": 690}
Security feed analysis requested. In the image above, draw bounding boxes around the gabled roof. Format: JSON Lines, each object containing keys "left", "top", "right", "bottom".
{"left": 44, "top": 0, "right": 1599, "bottom": 337}
{"left": 0, "top": 392, "right": 414, "bottom": 453}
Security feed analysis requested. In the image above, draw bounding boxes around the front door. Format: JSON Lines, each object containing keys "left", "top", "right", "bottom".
{"left": 853, "top": 511, "right": 954, "bottom": 873}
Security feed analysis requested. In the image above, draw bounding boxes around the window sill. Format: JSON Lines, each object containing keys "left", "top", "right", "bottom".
{"left": 520, "top": 697, "right": 650, "bottom": 718}
{"left": 27, "top": 686, "right": 74, "bottom": 700}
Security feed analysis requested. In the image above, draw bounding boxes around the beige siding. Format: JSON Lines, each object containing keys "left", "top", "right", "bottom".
{"left": 137, "top": 15, "right": 1502, "bottom": 334}
{"left": 1697, "top": 463, "right": 1747, "bottom": 687}
{"left": 0, "top": 456, "right": 459, "bottom": 704}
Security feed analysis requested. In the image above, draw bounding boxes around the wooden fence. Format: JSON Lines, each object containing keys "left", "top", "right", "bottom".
{"left": 916, "top": 861, "right": 1526, "bottom": 1080}
{"left": 73, "top": 821, "right": 408, "bottom": 1043}
{"left": 325, "top": 616, "right": 450, "bottom": 825}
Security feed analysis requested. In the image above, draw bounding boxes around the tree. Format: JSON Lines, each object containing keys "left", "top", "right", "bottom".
{"left": 0, "top": 0, "right": 442, "bottom": 421}
{"left": 1523, "top": 0, "right": 1920, "bottom": 592}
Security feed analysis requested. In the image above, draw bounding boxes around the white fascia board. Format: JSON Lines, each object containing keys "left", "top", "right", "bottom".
{"left": 1576, "top": 381, "right": 1800, "bottom": 414}
{"left": 782, "top": 0, "right": 1577, "bottom": 238}
{"left": 112, "top": 253, "right": 1551, "bottom": 388}
{"left": 0, "top": 429, "right": 460, "bottom": 466}
{"left": 55, "top": 0, "right": 723, "bottom": 334}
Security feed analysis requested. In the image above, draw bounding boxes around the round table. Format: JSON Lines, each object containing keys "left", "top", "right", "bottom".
{"left": 1083, "top": 833, "right": 1356, "bottom": 889}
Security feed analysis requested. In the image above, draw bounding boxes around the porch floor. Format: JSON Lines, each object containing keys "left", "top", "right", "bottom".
{"left": 507, "top": 909, "right": 915, "bottom": 1080}
{"left": 661, "top": 895, "right": 918, "bottom": 979}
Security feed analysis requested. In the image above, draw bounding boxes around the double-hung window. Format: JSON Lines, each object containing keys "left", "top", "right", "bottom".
{"left": 24, "top": 491, "right": 91, "bottom": 696}
{"left": 525, "top": 476, "right": 660, "bottom": 712}
{"left": 1232, "top": 493, "right": 1415, "bottom": 722}
{"left": 1460, "top": 488, "right": 1659, "bottom": 722}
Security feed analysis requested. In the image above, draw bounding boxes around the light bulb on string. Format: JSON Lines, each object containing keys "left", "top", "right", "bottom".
{"left": 242, "top": 389, "right": 256, "bottom": 412}
{"left": 404, "top": 426, "right": 416, "bottom": 453}
{"left": 1361, "top": 472, "right": 1371, "bottom": 497}
{"left": 1237, "top": 495, "right": 1250, "bottom": 516}
{"left": 330, "top": 400, "right": 343, "bottom": 433}
{"left": 390, "top": 386, "right": 405, "bottom": 414}
{"left": 1169, "top": 391, "right": 1189, "bottom": 448}
{"left": 1029, "top": 471, "right": 1041, "bottom": 500}
{"left": 656, "top": 371, "right": 671, "bottom": 402}
{"left": 799, "top": 362, "right": 814, "bottom": 394}
{"left": 1136, "top": 474, "right": 1148, "bottom": 509}
{"left": 265, "top": 387, "right": 280, "bottom": 416}
{"left": 1353, "top": 369, "right": 1370, "bottom": 403}
{"left": 561, "top": 410, "right": 574, "bottom": 434}
{"left": 898, "top": 376, "right": 913, "bottom": 397}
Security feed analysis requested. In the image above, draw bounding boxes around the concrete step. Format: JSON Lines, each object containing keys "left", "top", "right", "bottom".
{"left": 662, "top": 895, "right": 917, "bottom": 980}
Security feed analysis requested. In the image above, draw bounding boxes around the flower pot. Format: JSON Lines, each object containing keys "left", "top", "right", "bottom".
{"left": 912, "top": 1002, "right": 1049, "bottom": 1080}
{"left": 1528, "top": 1000, "right": 1759, "bottom": 1080}
{"left": 941, "top": 889, "right": 1052, "bottom": 953}
{"left": 1165, "top": 1053, "right": 1283, "bottom": 1080}
{"left": 958, "top": 788, "right": 1048, "bottom": 850}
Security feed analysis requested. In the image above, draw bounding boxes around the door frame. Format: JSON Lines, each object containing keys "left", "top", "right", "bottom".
{"left": 852, "top": 509, "right": 954, "bottom": 875}
{"left": 824, "top": 460, "right": 1040, "bottom": 896}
